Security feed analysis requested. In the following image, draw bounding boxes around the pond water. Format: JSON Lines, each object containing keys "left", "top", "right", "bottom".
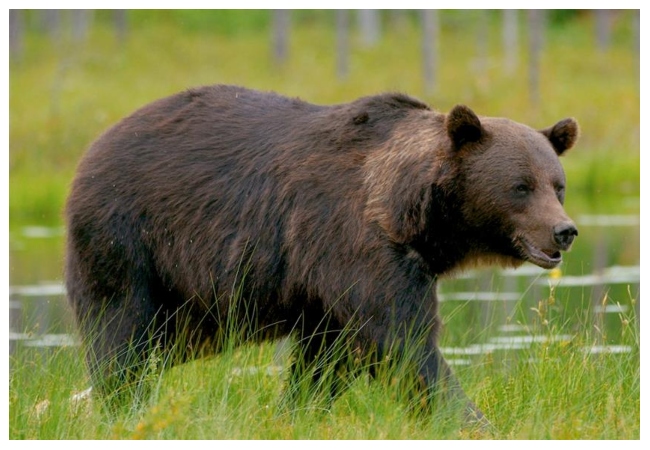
{"left": 9, "top": 199, "right": 640, "bottom": 366}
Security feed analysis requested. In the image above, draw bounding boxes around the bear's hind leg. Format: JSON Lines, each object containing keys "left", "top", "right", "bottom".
{"left": 68, "top": 274, "right": 167, "bottom": 411}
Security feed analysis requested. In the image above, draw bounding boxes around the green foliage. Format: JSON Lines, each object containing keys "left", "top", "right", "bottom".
{"left": 129, "top": 10, "right": 272, "bottom": 35}
{"left": 547, "top": 10, "right": 582, "bottom": 27}
{"left": 9, "top": 170, "right": 72, "bottom": 225}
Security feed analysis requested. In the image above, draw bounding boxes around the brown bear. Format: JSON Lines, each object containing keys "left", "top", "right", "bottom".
{"left": 65, "top": 85, "right": 578, "bottom": 421}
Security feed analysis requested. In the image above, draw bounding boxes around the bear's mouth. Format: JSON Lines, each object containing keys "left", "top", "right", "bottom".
{"left": 516, "top": 237, "right": 562, "bottom": 269}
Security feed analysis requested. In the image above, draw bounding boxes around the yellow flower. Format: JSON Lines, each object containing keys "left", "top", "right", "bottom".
{"left": 549, "top": 268, "right": 562, "bottom": 279}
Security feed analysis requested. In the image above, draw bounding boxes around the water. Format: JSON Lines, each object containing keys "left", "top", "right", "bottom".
{"left": 9, "top": 206, "right": 640, "bottom": 364}
{"left": 436, "top": 209, "right": 640, "bottom": 364}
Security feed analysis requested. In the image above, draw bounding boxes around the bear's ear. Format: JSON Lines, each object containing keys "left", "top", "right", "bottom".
{"left": 540, "top": 118, "right": 579, "bottom": 156}
{"left": 446, "top": 104, "right": 483, "bottom": 150}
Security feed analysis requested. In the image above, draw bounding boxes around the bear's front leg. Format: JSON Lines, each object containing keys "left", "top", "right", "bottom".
{"left": 413, "top": 343, "right": 489, "bottom": 428}
{"left": 345, "top": 278, "right": 490, "bottom": 429}
{"left": 366, "top": 321, "right": 482, "bottom": 415}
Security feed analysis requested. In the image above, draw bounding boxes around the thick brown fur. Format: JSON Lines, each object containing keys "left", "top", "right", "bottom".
{"left": 65, "top": 85, "right": 578, "bottom": 420}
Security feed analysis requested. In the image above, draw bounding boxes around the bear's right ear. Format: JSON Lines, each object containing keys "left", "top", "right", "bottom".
{"left": 446, "top": 104, "right": 483, "bottom": 150}
{"left": 540, "top": 118, "right": 579, "bottom": 156}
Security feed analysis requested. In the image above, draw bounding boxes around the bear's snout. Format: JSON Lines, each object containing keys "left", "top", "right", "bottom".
{"left": 553, "top": 221, "right": 578, "bottom": 250}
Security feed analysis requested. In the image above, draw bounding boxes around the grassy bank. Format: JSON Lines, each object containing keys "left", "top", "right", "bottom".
{"left": 9, "top": 11, "right": 640, "bottom": 225}
{"left": 9, "top": 287, "right": 639, "bottom": 439}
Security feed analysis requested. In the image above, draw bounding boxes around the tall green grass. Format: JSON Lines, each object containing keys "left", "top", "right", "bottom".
{"left": 9, "top": 282, "right": 639, "bottom": 439}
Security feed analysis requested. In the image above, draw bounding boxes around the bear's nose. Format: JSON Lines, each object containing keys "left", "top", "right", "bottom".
{"left": 553, "top": 222, "right": 578, "bottom": 249}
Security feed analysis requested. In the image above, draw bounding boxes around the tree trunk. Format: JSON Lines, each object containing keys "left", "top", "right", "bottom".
{"left": 71, "top": 9, "right": 92, "bottom": 43}
{"left": 595, "top": 9, "right": 613, "bottom": 52}
{"left": 358, "top": 10, "right": 380, "bottom": 47}
{"left": 114, "top": 10, "right": 128, "bottom": 44}
{"left": 336, "top": 10, "right": 350, "bottom": 80}
{"left": 527, "top": 10, "right": 544, "bottom": 107}
{"left": 502, "top": 9, "right": 518, "bottom": 75}
{"left": 272, "top": 10, "right": 290, "bottom": 65}
{"left": 10, "top": 9, "right": 24, "bottom": 59}
{"left": 475, "top": 10, "right": 489, "bottom": 87}
{"left": 421, "top": 10, "right": 438, "bottom": 95}
{"left": 41, "top": 9, "right": 61, "bottom": 43}
{"left": 631, "top": 10, "right": 639, "bottom": 56}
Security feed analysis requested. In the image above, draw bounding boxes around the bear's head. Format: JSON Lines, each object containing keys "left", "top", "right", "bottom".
{"left": 445, "top": 105, "right": 579, "bottom": 270}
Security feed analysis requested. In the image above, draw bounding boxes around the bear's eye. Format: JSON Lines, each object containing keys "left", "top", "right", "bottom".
{"left": 514, "top": 183, "right": 532, "bottom": 195}
{"left": 555, "top": 184, "right": 565, "bottom": 203}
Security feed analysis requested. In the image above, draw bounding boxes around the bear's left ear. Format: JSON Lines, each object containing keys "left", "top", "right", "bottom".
{"left": 540, "top": 118, "right": 579, "bottom": 156}
{"left": 446, "top": 104, "right": 484, "bottom": 150}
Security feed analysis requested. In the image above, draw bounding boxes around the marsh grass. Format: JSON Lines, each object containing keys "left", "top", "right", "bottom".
{"left": 478, "top": 286, "right": 639, "bottom": 439}
{"left": 9, "top": 279, "right": 639, "bottom": 439}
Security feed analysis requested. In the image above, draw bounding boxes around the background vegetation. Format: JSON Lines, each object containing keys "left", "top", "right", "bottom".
{"left": 9, "top": 9, "right": 640, "bottom": 225}
{"left": 8, "top": 9, "right": 640, "bottom": 440}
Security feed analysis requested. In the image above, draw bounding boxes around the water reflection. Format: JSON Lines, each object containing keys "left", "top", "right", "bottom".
{"left": 577, "top": 214, "right": 639, "bottom": 226}
{"left": 20, "top": 226, "right": 65, "bottom": 239}
{"left": 9, "top": 332, "right": 76, "bottom": 348}
{"left": 542, "top": 265, "right": 639, "bottom": 287}
{"left": 9, "top": 210, "right": 640, "bottom": 359}
{"left": 10, "top": 283, "right": 66, "bottom": 297}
